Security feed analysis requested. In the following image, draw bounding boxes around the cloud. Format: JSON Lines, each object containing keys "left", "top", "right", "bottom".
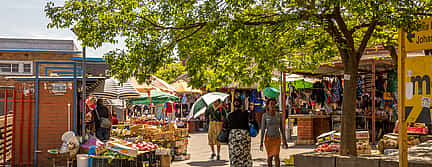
{"left": 0, "top": 0, "right": 124, "bottom": 58}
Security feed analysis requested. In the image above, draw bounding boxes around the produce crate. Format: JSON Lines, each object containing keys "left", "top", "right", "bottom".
{"left": 137, "top": 151, "right": 158, "bottom": 167}
{"left": 174, "top": 145, "right": 187, "bottom": 155}
{"left": 407, "top": 127, "right": 428, "bottom": 135}
{"left": 174, "top": 153, "right": 190, "bottom": 161}
{"left": 91, "top": 156, "right": 138, "bottom": 167}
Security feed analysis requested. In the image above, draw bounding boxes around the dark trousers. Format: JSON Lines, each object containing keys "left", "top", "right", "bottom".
{"left": 96, "top": 127, "right": 110, "bottom": 141}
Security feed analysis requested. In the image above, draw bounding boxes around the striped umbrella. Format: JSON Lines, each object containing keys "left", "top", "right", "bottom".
{"left": 91, "top": 78, "right": 140, "bottom": 99}
{"left": 118, "top": 80, "right": 141, "bottom": 99}
{"left": 91, "top": 78, "right": 120, "bottom": 99}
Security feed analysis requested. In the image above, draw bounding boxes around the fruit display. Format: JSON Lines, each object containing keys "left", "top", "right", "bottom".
{"left": 132, "top": 141, "right": 159, "bottom": 152}
{"left": 313, "top": 143, "right": 340, "bottom": 152}
{"left": 111, "top": 128, "right": 131, "bottom": 137}
{"left": 378, "top": 133, "right": 422, "bottom": 154}
{"left": 357, "top": 139, "right": 371, "bottom": 154}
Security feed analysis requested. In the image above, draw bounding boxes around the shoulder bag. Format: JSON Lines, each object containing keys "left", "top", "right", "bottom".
{"left": 95, "top": 107, "right": 111, "bottom": 128}
{"left": 217, "top": 108, "right": 230, "bottom": 143}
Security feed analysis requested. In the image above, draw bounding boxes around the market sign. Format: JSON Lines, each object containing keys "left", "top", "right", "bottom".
{"left": 404, "top": 18, "right": 432, "bottom": 52}
{"left": 404, "top": 56, "right": 432, "bottom": 123}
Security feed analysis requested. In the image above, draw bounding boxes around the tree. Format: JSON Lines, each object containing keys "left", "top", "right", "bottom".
{"left": 154, "top": 61, "right": 186, "bottom": 83}
{"left": 45, "top": 0, "right": 430, "bottom": 155}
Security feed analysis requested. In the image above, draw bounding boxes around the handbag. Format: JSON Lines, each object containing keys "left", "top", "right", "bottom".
{"left": 249, "top": 124, "right": 258, "bottom": 137}
{"left": 217, "top": 109, "right": 230, "bottom": 143}
{"left": 249, "top": 117, "right": 259, "bottom": 137}
{"left": 95, "top": 107, "right": 111, "bottom": 128}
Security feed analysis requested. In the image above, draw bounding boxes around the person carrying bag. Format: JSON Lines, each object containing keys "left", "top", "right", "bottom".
{"left": 204, "top": 100, "right": 226, "bottom": 160}
{"left": 224, "top": 99, "right": 253, "bottom": 166}
{"left": 94, "top": 99, "right": 111, "bottom": 141}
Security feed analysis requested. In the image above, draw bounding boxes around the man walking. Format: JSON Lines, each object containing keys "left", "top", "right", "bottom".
{"left": 204, "top": 100, "right": 227, "bottom": 160}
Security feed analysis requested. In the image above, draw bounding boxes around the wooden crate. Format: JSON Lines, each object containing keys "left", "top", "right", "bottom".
{"left": 0, "top": 115, "right": 13, "bottom": 163}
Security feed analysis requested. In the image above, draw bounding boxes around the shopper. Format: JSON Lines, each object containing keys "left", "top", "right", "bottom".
{"left": 204, "top": 100, "right": 227, "bottom": 160}
{"left": 156, "top": 103, "right": 164, "bottom": 121}
{"left": 260, "top": 98, "right": 288, "bottom": 167}
{"left": 95, "top": 99, "right": 111, "bottom": 141}
{"left": 166, "top": 101, "right": 177, "bottom": 123}
{"left": 225, "top": 99, "right": 252, "bottom": 166}
{"left": 111, "top": 112, "right": 119, "bottom": 125}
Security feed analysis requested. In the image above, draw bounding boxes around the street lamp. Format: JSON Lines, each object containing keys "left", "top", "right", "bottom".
{"left": 72, "top": 29, "right": 86, "bottom": 137}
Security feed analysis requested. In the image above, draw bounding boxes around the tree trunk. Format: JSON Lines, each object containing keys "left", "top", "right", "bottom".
{"left": 340, "top": 53, "right": 359, "bottom": 156}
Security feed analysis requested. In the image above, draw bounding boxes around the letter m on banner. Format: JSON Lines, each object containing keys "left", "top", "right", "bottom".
{"left": 404, "top": 56, "right": 432, "bottom": 123}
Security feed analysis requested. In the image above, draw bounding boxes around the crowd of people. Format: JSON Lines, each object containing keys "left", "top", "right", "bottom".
{"left": 206, "top": 96, "right": 287, "bottom": 167}
{"left": 84, "top": 92, "right": 287, "bottom": 167}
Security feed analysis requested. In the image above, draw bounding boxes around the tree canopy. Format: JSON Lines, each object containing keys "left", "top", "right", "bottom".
{"left": 46, "top": 0, "right": 431, "bottom": 155}
{"left": 154, "top": 61, "right": 186, "bottom": 83}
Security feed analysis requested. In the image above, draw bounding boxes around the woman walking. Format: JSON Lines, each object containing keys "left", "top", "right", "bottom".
{"left": 95, "top": 99, "right": 111, "bottom": 141}
{"left": 204, "top": 100, "right": 227, "bottom": 160}
{"left": 260, "top": 98, "right": 288, "bottom": 167}
{"left": 224, "top": 99, "right": 253, "bottom": 167}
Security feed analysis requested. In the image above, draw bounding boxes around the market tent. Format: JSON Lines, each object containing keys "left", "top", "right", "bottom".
{"left": 171, "top": 80, "right": 202, "bottom": 94}
{"left": 129, "top": 77, "right": 154, "bottom": 93}
{"left": 152, "top": 76, "right": 176, "bottom": 94}
{"left": 289, "top": 80, "right": 314, "bottom": 89}
{"left": 272, "top": 74, "right": 317, "bottom": 89}
{"left": 127, "top": 90, "right": 180, "bottom": 105}
{"left": 130, "top": 76, "right": 176, "bottom": 94}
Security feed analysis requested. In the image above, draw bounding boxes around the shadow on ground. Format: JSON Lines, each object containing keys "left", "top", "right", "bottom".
{"left": 186, "top": 160, "right": 229, "bottom": 166}
{"left": 253, "top": 158, "right": 267, "bottom": 162}
{"left": 289, "top": 145, "right": 315, "bottom": 149}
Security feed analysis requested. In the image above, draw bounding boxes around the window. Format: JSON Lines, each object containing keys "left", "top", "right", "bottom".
{"left": 23, "top": 64, "right": 31, "bottom": 73}
{"left": 0, "top": 61, "right": 32, "bottom": 75}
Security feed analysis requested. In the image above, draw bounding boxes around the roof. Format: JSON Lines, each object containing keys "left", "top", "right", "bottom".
{"left": 0, "top": 38, "right": 80, "bottom": 53}
{"left": 5, "top": 76, "right": 106, "bottom": 81}
{"left": 71, "top": 57, "right": 104, "bottom": 62}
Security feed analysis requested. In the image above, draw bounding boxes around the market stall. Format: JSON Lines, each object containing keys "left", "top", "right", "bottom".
{"left": 286, "top": 54, "right": 398, "bottom": 145}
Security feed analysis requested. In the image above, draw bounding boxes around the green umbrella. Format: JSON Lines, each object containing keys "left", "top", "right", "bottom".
{"left": 189, "top": 92, "right": 230, "bottom": 119}
{"left": 264, "top": 87, "right": 280, "bottom": 98}
{"left": 126, "top": 90, "right": 179, "bottom": 105}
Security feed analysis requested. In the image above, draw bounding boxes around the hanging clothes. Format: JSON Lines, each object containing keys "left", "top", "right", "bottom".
{"left": 357, "top": 77, "right": 363, "bottom": 99}
{"left": 312, "top": 82, "right": 324, "bottom": 104}
{"left": 387, "top": 71, "right": 397, "bottom": 93}
{"left": 332, "top": 77, "right": 342, "bottom": 103}
{"left": 375, "top": 75, "right": 385, "bottom": 98}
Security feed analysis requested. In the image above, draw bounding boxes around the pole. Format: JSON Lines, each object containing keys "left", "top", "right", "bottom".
{"left": 11, "top": 88, "right": 15, "bottom": 165}
{"left": 398, "top": 30, "right": 408, "bottom": 167}
{"left": 231, "top": 89, "right": 234, "bottom": 113}
{"left": 372, "top": 60, "right": 376, "bottom": 144}
{"left": 68, "top": 104, "right": 71, "bottom": 131}
{"left": 282, "top": 72, "right": 287, "bottom": 138}
{"left": 3, "top": 89, "right": 8, "bottom": 163}
{"left": 19, "top": 89, "right": 23, "bottom": 164}
{"left": 82, "top": 46, "right": 86, "bottom": 137}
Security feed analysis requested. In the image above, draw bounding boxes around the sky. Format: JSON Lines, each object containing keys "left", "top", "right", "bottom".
{"left": 0, "top": 0, "right": 121, "bottom": 58}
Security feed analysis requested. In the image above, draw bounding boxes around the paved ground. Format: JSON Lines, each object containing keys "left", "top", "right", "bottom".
{"left": 173, "top": 131, "right": 313, "bottom": 167}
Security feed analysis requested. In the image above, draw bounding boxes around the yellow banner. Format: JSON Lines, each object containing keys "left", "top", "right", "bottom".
{"left": 404, "top": 18, "right": 432, "bottom": 52}
{"left": 404, "top": 56, "right": 432, "bottom": 123}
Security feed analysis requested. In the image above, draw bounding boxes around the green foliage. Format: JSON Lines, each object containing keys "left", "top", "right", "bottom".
{"left": 45, "top": 0, "right": 430, "bottom": 89}
{"left": 154, "top": 61, "right": 186, "bottom": 83}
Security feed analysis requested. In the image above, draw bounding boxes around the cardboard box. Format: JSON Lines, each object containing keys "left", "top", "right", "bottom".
{"left": 356, "top": 131, "right": 369, "bottom": 139}
{"left": 316, "top": 131, "right": 335, "bottom": 144}
{"left": 106, "top": 141, "right": 138, "bottom": 157}
{"left": 407, "top": 127, "right": 428, "bottom": 135}
{"left": 160, "top": 155, "right": 171, "bottom": 167}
